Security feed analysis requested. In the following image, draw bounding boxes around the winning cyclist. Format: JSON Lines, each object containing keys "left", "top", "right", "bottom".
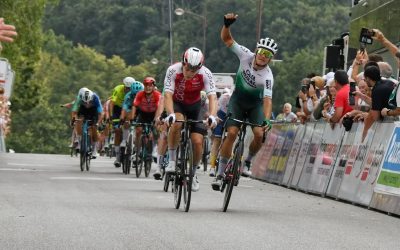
{"left": 110, "top": 76, "right": 136, "bottom": 167}
{"left": 71, "top": 87, "right": 103, "bottom": 158}
{"left": 129, "top": 77, "right": 162, "bottom": 176}
{"left": 163, "top": 47, "right": 218, "bottom": 192}
{"left": 212, "top": 13, "right": 276, "bottom": 189}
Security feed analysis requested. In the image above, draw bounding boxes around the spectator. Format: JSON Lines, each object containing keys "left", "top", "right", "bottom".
{"left": 372, "top": 28, "right": 400, "bottom": 118}
{"left": 328, "top": 70, "right": 353, "bottom": 125}
{"left": 296, "top": 78, "right": 319, "bottom": 123}
{"left": 378, "top": 61, "right": 398, "bottom": 85}
{"left": 276, "top": 103, "right": 297, "bottom": 122}
{"left": 354, "top": 74, "right": 371, "bottom": 112}
{"left": 313, "top": 78, "right": 337, "bottom": 121}
{"left": 360, "top": 65, "right": 394, "bottom": 141}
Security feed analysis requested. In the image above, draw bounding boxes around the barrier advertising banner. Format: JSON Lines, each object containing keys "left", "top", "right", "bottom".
{"left": 337, "top": 122, "right": 373, "bottom": 202}
{"left": 282, "top": 124, "right": 305, "bottom": 187}
{"left": 290, "top": 123, "right": 315, "bottom": 189}
{"left": 265, "top": 124, "right": 286, "bottom": 182}
{"left": 353, "top": 122, "right": 395, "bottom": 206}
{"left": 297, "top": 122, "right": 325, "bottom": 192}
{"left": 273, "top": 124, "right": 297, "bottom": 184}
{"left": 370, "top": 122, "right": 400, "bottom": 215}
{"left": 251, "top": 127, "right": 278, "bottom": 180}
{"left": 326, "top": 122, "right": 360, "bottom": 198}
{"left": 307, "top": 123, "right": 344, "bottom": 195}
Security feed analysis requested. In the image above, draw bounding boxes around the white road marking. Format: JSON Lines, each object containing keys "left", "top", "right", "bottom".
{"left": 0, "top": 168, "right": 47, "bottom": 172}
{"left": 7, "top": 163, "right": 49, "bottom": 167}
{"left": 51, "top": 177, "right": 156, "bottom": 182}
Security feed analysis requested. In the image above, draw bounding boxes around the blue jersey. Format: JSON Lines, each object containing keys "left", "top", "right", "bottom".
{"left": 72, "top": 93, "right": 103, "bottom": 113}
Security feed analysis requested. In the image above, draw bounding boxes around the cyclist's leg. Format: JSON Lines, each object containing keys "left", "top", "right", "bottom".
{"left": 112, "top": 106, "right": 122, "bottom": 166}
{"left": 217, "top": 94, "right": 243, "bottom": 177}
{"left": 166, "top": 112, "right": 183, "bottom": 171}
{"left": 165, "top": 102, "right": 184, "bottom": 172}
{"left": 242, "top": 103, "right": 264, "bottom": 175}
{"left": 157, "top": 123, "right": 168, "bottom": 167}
{"left": 209, "top": 109, "right": 226, "bottom": 175}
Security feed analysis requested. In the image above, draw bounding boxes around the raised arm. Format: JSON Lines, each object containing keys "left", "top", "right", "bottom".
{"left": 220, "top": 13, "right": 238, "bottom": 48}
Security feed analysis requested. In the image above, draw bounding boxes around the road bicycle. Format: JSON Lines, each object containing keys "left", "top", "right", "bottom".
{"left": 79, "top": 119, "right": 93, "bottom": 171}
{"left": 132, "top": 122, "right": 154, "bottom": 178}
{"left": 213, "top": 116, "right": 265, "bottom": 212}
{"left": 169, "top": 118, "right": 205, "bottom": 212}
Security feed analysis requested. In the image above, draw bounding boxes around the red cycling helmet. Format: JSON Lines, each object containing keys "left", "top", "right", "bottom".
{"left": 143, "top": 77, "right": 156, "bottom": 86}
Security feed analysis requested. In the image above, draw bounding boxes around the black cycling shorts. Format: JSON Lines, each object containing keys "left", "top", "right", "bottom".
{"left": 174, "top": 101, "right": 206, "bottom": 136}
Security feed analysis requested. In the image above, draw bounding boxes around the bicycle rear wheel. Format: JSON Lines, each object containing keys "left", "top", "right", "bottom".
{"left": 123, "top": 134, "right": 133, "bottom": 175}
{"left": 85, "top": 135, "right": 91, "bottom": 171}
{"left": 173, "top": 172, "right": 182, "bottom": 209}
{"left": 222, "top": 142, "right": 243, "bottom": 212}
{"left": 183, "top": 141, "right": 193, "bottom": 212}
{"left": 163, "top": 172, "right": 170, "bottom": 192}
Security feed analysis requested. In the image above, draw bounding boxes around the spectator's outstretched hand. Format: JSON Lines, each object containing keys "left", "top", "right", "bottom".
{"left": 0, "top": 18, "right": 17, "bottom": 43}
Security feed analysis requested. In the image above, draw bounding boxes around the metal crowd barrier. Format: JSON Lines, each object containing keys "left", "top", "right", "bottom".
{"left": 247, "top": 120, "right": 400, "bottom": 216}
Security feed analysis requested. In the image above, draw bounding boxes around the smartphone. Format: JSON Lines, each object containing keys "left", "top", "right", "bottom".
{"left": 359, "top": 27, "right": 373, "bottom": 45}
{"left": 349, "top": 81, "right": 356, "bottom": 106}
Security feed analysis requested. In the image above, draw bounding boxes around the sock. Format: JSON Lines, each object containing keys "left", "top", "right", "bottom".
{"left": 217, "top": 157, "right": 229, "bottom": 176}
{"left": 168, "top": 149, "right": 176, "bottom": 162}
{"left": 158, "top": 155, "right": 164, "bottom": 167}
{"left": 245, "top": 153, "right": 255, "bottom": 163}
{"left": 210, "top": 154, "right": 217, "bottom": 168}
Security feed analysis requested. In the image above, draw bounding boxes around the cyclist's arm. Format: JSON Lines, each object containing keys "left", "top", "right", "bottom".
{"left": 207, "top": 94, "right": 217, "bottom": 116}
{"left": 154, "top": 94, "right": 164, "bottom": 119}
{"left": 221, "top": 25, "right": 234, "bottom": 48}
{"left": 263, "top": 97, "right": 272, "bottom": 120}
{"left": 164, "top": 92, "right": 174, "bottom": 115}
{"left": 120, "top": 108, "right": 127, "bottom": 120}
{"left": 129, "top": 106, "right": 137, "bottom": 121}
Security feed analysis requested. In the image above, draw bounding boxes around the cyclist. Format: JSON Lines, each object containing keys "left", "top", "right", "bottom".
{"left": 120, "top": 80, "right": 144, "bottom": 149}
{"left": 129, "top": 77, "right": 162, "bottom": 175}
{"left": 154, "top": 92, "right": 169, "bottom": 180}
{"left": 61, "top": 100, "right": 78, "bottom": 148}
{"left": 110, "top": 76, "right": 135, "bottom": 167}
{"left": 209, "top": 87, "right": 232, "bottom": 177}
{"left": 163, "top": 47, "right": 218, "bottom": 192}
{"left": 100, "top": 97, "right": 112, "bottom": 154}
{"left": 212, "top": 13, "right": 276, "bottom": 189}
{"left": 71, "top": 87, "right": 103, "bottom": 158}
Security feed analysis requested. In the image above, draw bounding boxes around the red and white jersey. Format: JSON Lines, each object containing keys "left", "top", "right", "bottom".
{"left": 133, "top": 90, "right": 162, "bottom": 113}
{"left": 163, "top": 62, "right": 216, "bottom": 105}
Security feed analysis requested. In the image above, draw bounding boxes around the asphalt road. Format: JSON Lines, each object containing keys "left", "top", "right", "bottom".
{"left": 0, "top": 153, "right": 399, "bottom": 250}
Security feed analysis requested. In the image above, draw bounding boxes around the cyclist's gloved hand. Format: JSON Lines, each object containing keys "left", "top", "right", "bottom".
{"left": 262, "top": 118, "right": 272, "bottom": 131}
{"left": 224, "top": 13, "right": 237, "bottom": 28}
{"left": 164, "top": 113, "right": 176, "bottom": 126}
{"left": 207, "top": 115, "right": 218, "bottom": 128}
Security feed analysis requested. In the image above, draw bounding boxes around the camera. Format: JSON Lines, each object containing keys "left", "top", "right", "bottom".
{"left": 342, "top": 116, "right": 354, "bottom": 132}
{"left": 359, "top": 27, "right": 374, "bottom": 45}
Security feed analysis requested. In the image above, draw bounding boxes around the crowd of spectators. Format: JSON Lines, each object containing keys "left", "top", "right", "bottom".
{"left": 275, "top": 29, "right": 399, "bottom": 142}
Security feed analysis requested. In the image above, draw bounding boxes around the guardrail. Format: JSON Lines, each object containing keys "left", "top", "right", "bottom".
{"left": 245, "top": 120, "right": 400, "bottom": 216}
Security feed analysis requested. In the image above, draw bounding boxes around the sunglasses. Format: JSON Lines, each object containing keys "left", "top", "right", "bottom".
{"left": 256, "top": 48, "right": 274, "bottom": 58}
{"left": 183, "top": 63, "right": 201, "bottom": 72}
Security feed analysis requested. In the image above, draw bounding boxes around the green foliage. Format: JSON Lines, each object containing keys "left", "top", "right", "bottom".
{"left": 4, "top": 0, "right": 351, "bottom": 153}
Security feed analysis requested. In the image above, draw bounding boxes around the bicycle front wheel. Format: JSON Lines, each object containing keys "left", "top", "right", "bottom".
{"left": 183, "top": 141, "right": 193, "bottom": 212}
{"left": 79, "top": 137, "right": 86, "bottom": 171}
{"left": 222, "top": 142, "right": 243, "bottom": 212}
{"left": 144, "top": 137, "right": 152, "bottom": 177}
{"left": 202, "top": 137, "right": 208, "bottom": 172}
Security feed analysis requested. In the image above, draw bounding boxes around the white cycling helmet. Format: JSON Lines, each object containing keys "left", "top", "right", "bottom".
{"left": 123, "top": 76, "right": 135, "bottom": 88}
{"left": 79, "top": 88, "right": 94, "bottom": 104}
{"left": 256, "top": 37, "right": 278, "bottom": 55}
{"left": 78, "top": 87, "right": 90, "bottom": 98}
{"left": 182, "top": 47, "right": 204, "bottom": 70}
